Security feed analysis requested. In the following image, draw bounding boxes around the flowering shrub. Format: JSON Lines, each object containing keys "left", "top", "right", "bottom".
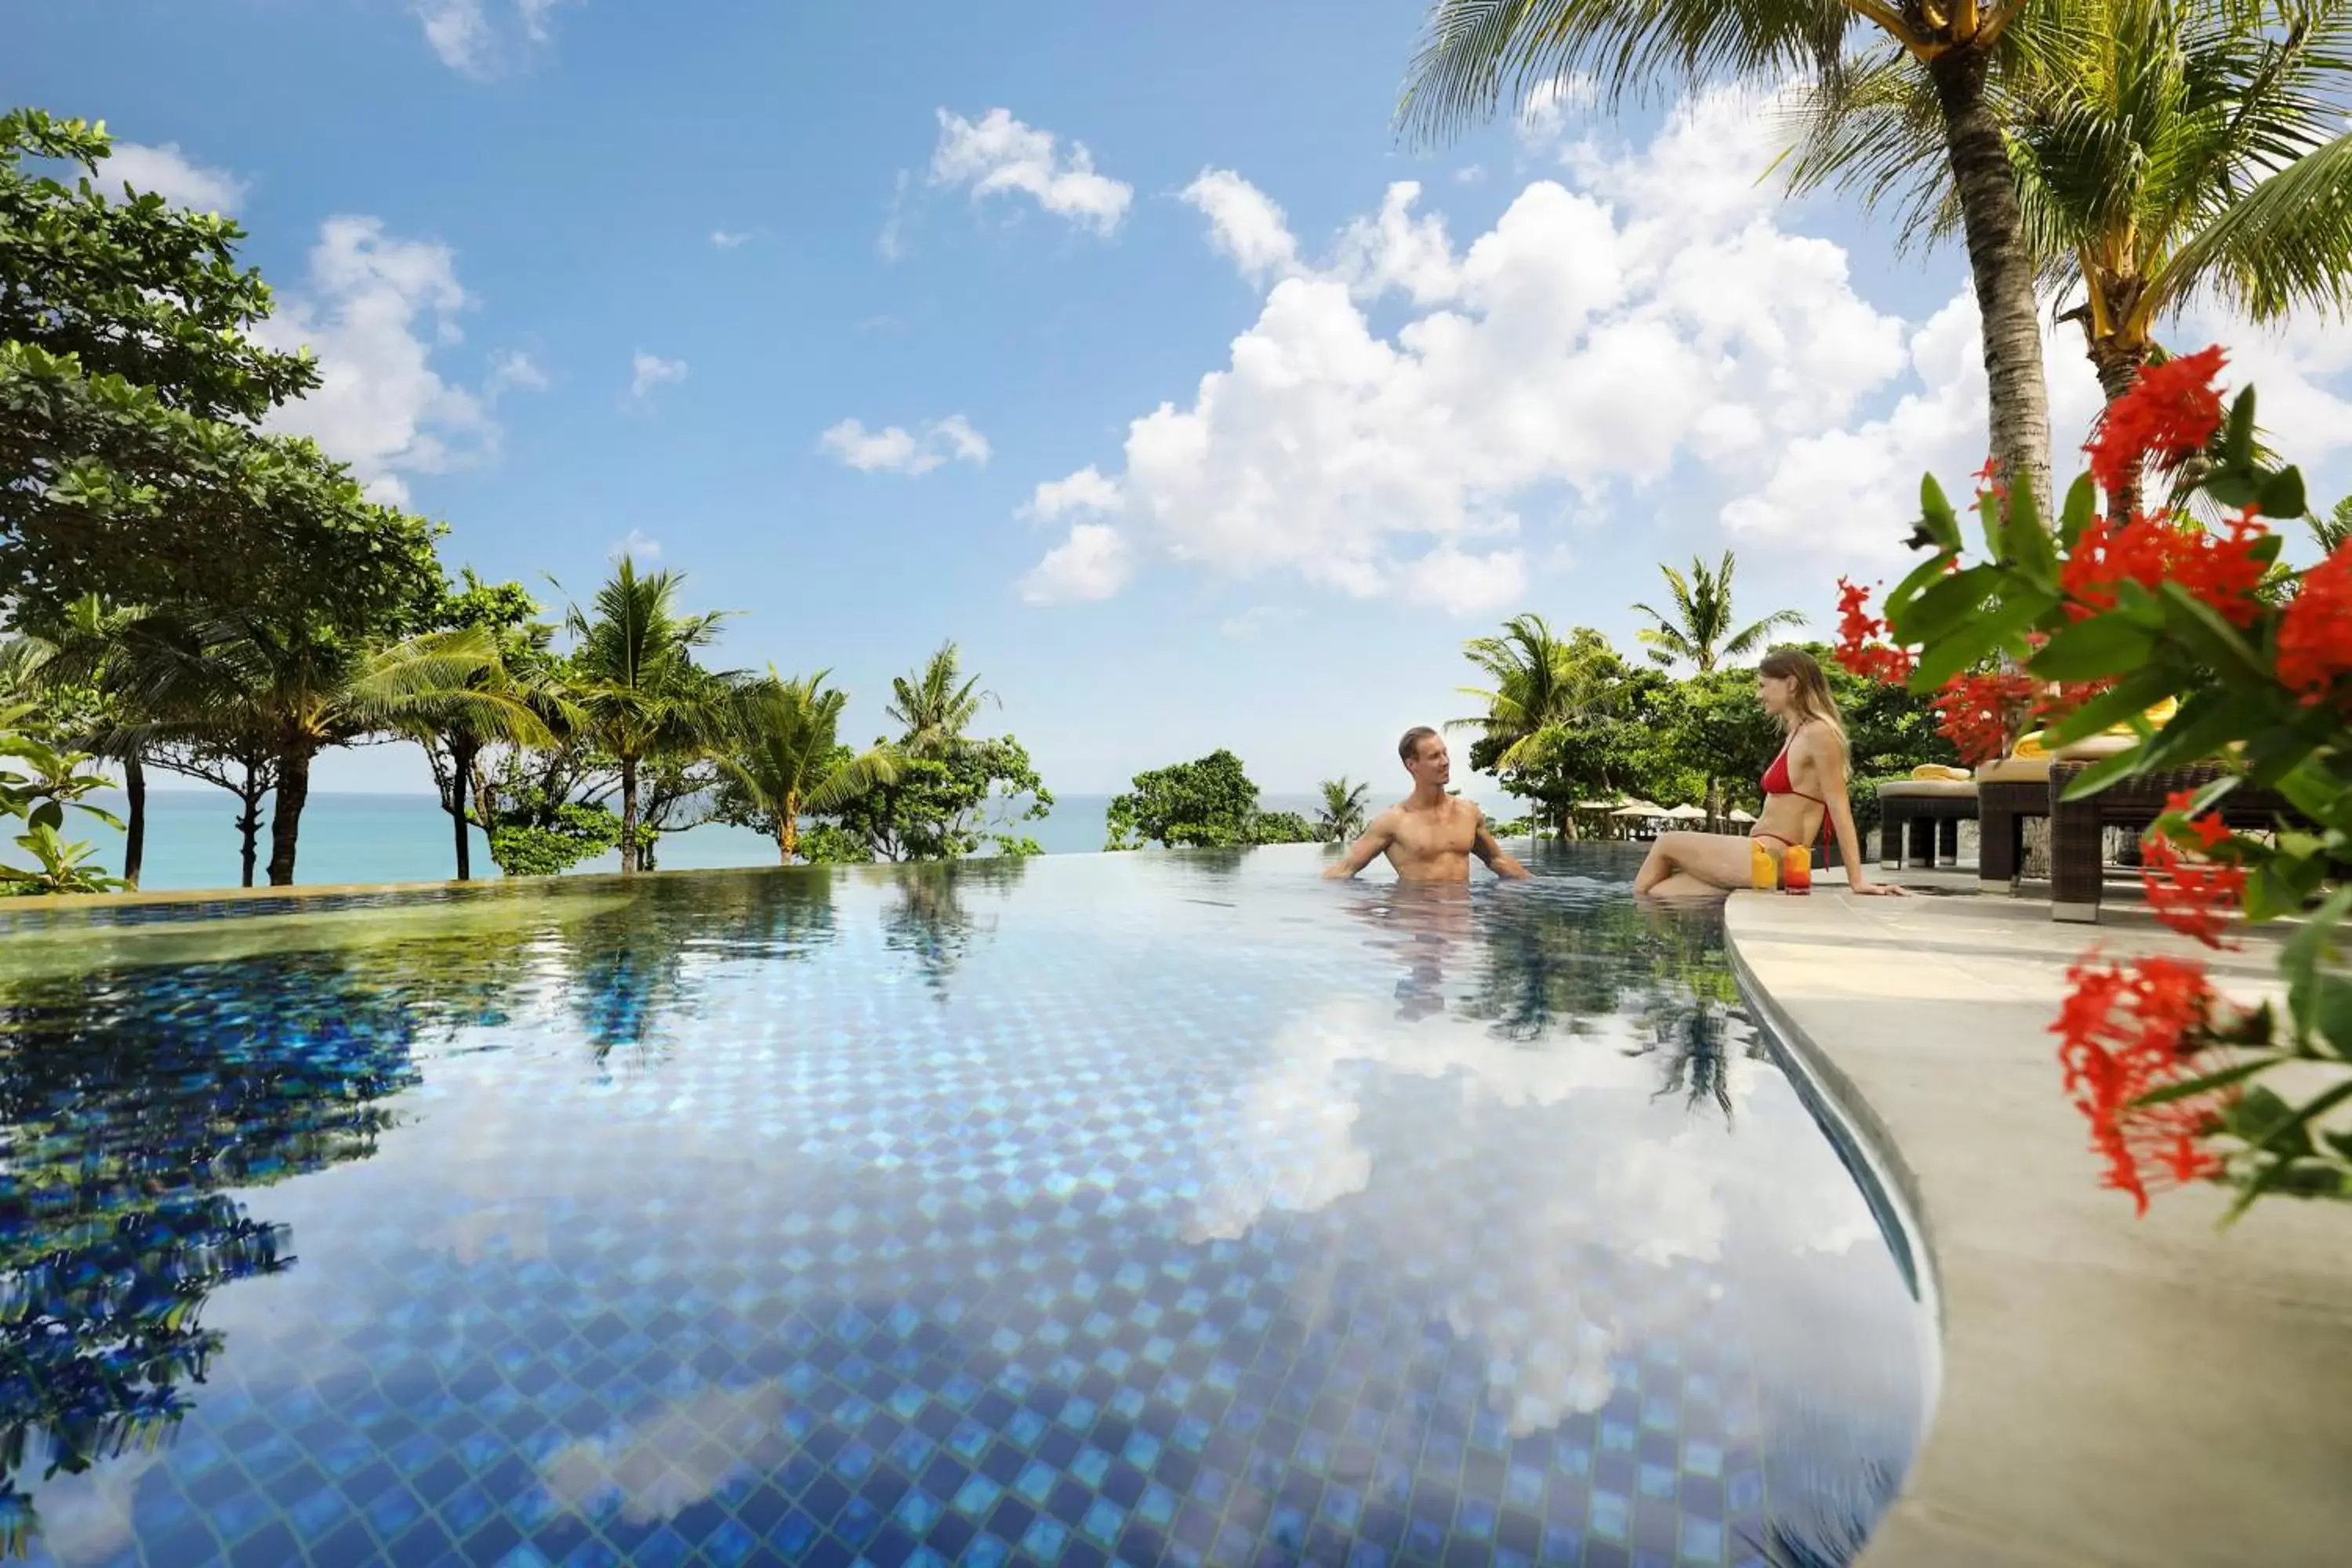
{"left": 1853, "top": 348, "right": 2351, "bottom": 1219}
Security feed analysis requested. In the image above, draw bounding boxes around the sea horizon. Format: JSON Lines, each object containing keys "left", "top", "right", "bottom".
{"left": 52, "top": 787, "right": 1503, "bottom": 894}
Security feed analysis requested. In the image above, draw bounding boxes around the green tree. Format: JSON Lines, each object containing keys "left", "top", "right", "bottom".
{"left": 821, "top": 735, "right": 1053, "bottom": 860}
{"left": 1316, "top": 776, "right": 1371, "bottom": 843}
{"left": 128, "top": 619, "right": 543, "bottom": 884}
{"left": 1454, "top": 619, "right": 1653, "bottom": 834}
{"left": 1402, "top": 2, "right": 2056, "bottom": 512}
{"left": 561, "top": 557, "right": 736, "bottom": 877}
{"left": 1787, "top": 0, "right": 2352, "bottom": 516}
{"left": 1632, "top": 554, "right": 1806, "bottom": 673}
{"left": 1105, "top": 749, "right": 1307, "bottom": 849}
{"left": 2314, "top": 493, "right": 2352, "bottom": 554}
{"left": 0, "top": 111, "right": 439, "bottom": 627}
{"left": 886, "top": 640, "right": 996, "bottom": 756}
{"left": 1, "top": 593, "right": 155, "bottom": 884}
{"left": 716, "top": 671, "right": 901, "bottom": 862}
{"left": 408, "top": 571, "right": 557, "bottom": 881}
{"left": 0, "top": 699, "right": 125, "bottom": 895}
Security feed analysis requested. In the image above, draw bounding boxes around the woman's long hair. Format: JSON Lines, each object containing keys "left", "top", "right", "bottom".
{"left": 1759, "top": 647, "right": 1845, "bottom": 747}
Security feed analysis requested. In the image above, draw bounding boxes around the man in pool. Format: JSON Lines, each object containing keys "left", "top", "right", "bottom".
{"left": 1324, "top": 727, "right": 1533, "bottom": 883}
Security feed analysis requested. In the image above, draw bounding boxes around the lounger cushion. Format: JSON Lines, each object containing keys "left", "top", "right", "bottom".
{"left": 1877, "top": 779, "right": 1977, "bottom": 800}
{"left": 1976, "top": 754, "right": 2053, "bottom": 784}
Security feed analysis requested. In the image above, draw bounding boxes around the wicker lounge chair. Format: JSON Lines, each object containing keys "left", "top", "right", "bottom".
{"left": 2046, "top": 760, "right": 2295, "bottom": 924}
{"left": 1974, "top": 750, "right": 2056, "bottom": 893}
{"left": 1876, "top": 778, "right": 1977, "bottom": 869}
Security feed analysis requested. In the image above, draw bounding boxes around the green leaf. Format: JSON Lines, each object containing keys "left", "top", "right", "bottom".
{"left": 2027, "top": 617, "right": 2155, "bottom": 681}
{"left": 2205, "top": 470, "right": 2261, "bottom": 509}
{"left": 2245, "top": 859, "right": 2310, "bottom": 922}
{"left": 2043, "top": 666, "right": 2181, "bottom": 747}
{"left": 2223, "top": 387, "right": 2258, "bottom": 468}
{"left": 1910, "top": 589, "right": 2058, "bottom": 691}
{"left": 2308, "top": 977, "right": 2352, "bottom": 1063}
{"left": 2005, "top": 481, "right": 2056, "bottom": 585}
{"left": 1884, "top": 552, "right": 1957, "bottom": 622}
{"left": 28, "top": 800, "right": 61, "bottom": 833}
{"left": 2058, "top": 474, "right": 2098, "bottom": 550}
{"left": 2225, "top": 1083, "right": 2302, "bottom": 1149}
{"left": 1917, "top": 474, "right": 1962, "bottom": 552}
{"left": 2256, "top": 468, "right": 2307, "bottom": 521}
{"left": 2129, "top": 691, "right": 2246, "bottom": 775}
{"left": 2155, "top": 583, "right": 2270, "bottom": 687}
{"left": 2282, "top": 887, "right": 2352, "bottom": 1044}
{"left": 1889, "top": 564, "right": 2001, "bottom": 647}
{"left": 2129, "top": 1054, "right": 2280, "bottom": 1106}
{"left": 2056, "top": 741, "right": 2148, "bottom": 800}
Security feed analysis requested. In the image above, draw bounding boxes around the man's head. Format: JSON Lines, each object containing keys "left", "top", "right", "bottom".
{"left": 1398, "top": 725, "right": 1449, "bottom": 789}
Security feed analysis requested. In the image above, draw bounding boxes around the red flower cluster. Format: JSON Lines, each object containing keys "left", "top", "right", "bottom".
{"left": 2278, "top": 543, "right": 2352, "bottom": 706}
{"left": 2052, "top": 954, "right": 2233, "bottom": 1214}
{"left": 2059, "top": 509, "right": 2271, "bottom": 627}
{"left": 1831, "top": 578, "right": 1915, "bottom": 684}
{"left": 2142, "top": 790, "right": 2245, "bottom": 949}
{"left": 1931, "top": 670, "right": 2034, "bottom": 764}
{"left": 2084, "top": 346, "right": 2229, "bottom": 502}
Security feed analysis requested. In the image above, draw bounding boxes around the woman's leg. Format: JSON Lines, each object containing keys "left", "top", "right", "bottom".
{"left": 1633, "top": 832, "right": 1758, "bottom": 897}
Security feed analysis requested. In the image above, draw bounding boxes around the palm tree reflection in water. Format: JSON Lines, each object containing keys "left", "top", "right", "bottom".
{"left": 881, "top": 856, "right": 1029, "bottom": 1001}
{"left": 1344, "top": 854, "right": 1759, "bottom": 1119}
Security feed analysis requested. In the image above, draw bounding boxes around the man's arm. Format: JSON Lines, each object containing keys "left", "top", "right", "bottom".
{"left": 1323, "top": 811, "right": 1397, "bottom": 878}
{"left": 1472, "top": 813, "right": 1532, "bottom": 879}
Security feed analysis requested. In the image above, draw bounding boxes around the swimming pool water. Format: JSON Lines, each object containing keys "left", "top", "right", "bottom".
{"left": 0, "top": 844, "right": 1931, "bottom": 1567}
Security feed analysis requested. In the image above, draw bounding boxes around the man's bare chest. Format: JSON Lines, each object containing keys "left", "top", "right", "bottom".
{"left": 1389, "top": 808, "right": 1475, "bottom": 855}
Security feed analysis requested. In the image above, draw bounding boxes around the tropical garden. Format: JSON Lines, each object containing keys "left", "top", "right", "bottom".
{"left": 0, "top": 109, "right": 1055, "bottom": 894}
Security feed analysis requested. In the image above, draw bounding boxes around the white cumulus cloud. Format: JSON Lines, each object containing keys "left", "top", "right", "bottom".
{"left": 709, "top": 229, "right": 750, "bottom": 249}
{"left": 1024, "top": 466, "right": 1122, "bottom": 521}
{"left": 98, "top": 141, "right": 248, "bottom": 212}
{"left": 818, "top": 415, "right": 989, "bottom": 475}
{"left": 608, "top": 528, "right": 661, "bottom": 563}
{"left": 485, "top": 347, "right": 549, "bottom": 395}
{"left": 1020, "top": 522, "right": 1129, "bottom": 604}
{"left": 1018, "top": 90, "right": 1915, "bottom": 613}
{"left": 630, "top": 351, "right": 688, "bottom": 401}
{"left": 254, "top": 216, "right": 491, "bottom": 509}
{"left": 415, "top": 0, "right": 567, "bottom": 78}
{"left": 929, "top": 108, "right": 1132, "bottom": 235}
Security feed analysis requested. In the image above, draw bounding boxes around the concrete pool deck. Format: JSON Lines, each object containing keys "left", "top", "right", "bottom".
{"left": 1727, "top": 875, "right": 2352, "bottom": 1568}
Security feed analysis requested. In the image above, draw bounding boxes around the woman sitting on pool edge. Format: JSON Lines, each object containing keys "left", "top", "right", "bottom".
{"left": 1633, "top": 647, "right": 1907, "bottom": 900}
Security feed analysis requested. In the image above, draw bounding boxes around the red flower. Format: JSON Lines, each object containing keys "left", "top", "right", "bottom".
{"left": 2085, "top": 346, "right": 2229, "bottom": 502}
{"left": 1931, "top": 670, "right": 2034, "bottom": 764}
{"left": 1831, "top": 578, "right": 1914, "bottom": 684}
{"left": 2141, "top": 791, "right": 2245, "bottom": 949}
{"left": 2059, "top": 509, "right": 2270, "bottom": 627}
{"left": 2051, "top": 954, "right": 2234, "bottom": 1213}
{"left": 2278, "top": 543, "right": 2352, "bottom": 706}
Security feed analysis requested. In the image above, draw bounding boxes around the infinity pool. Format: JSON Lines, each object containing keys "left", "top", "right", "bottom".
{"left": 0, "top": 843, "right": 1931, "bottom": 1567}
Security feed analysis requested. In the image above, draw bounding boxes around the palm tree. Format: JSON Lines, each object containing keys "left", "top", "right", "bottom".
{"left": 1450, "top": 615, "right": 1623, "bottom": 836}
{"left": 1400, "top": 1, "right": 2055, "bottom": 513}
{"left": 1784, "top": 0, "right": 2352, "bottom": 517}
{"left": 562, "top": 557, "right": 736, "bottom": 876}
{"left": 2317, "top": 495, "right": 2352, "bottom": 554}
{"left": 405, "top": 619, "right": 566, "bottom": 882}
{"left": 1632, "top": 554, "right": 1806, "bottom": 673}
{"left": 886, "top": 641, "right": 996, "bottom": 757}
{"left": 720, "top": 670, "right": 902, "bottom": 862}
{"left": 1316, "top": 777, "right": 1371, "bottom": 844}
{"left": 1, "top": 594, "right": 154, "bottom": 887}
{"left": 125, "top": 620, "right": 546, "bottom": 885}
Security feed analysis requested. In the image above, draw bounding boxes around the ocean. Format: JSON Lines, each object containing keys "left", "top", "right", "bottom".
{"left": 57, "top": 789, "right": 1375, "bottom": 891}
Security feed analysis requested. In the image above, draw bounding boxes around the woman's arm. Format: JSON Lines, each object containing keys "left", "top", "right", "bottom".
{"left": 1802, "top": 730, "right": 1904, "bottom": 896}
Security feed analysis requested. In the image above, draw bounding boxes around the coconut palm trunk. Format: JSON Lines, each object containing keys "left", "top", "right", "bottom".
{"left": 448, "top": 734, "right": 477, "bottom": 881}
{"left": 237, "top": 760, "right": 266, "bottom": 887}
{"left": 267, "top": 744, "right": 311, "bottom": 887}
{"left": 122, "top": 749, "right": 145, "bottom": 888}
{"left": 1932, "top": 48, "right": 2053, "bottom": 517}
{"left": 777, "top": 793, "right": 802, "bottom": 863}
{"left": 619, "top": 755, "right": 641, "bottom": 877}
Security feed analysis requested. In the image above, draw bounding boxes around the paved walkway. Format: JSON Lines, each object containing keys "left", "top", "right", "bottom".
{"left": 1726, "top": 876, "right": 2352, "bottom": 1568}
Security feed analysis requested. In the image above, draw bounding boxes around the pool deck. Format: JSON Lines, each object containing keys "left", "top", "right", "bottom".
{"left": 1727, "top": 874, "right": 2352, "bottom": 1568}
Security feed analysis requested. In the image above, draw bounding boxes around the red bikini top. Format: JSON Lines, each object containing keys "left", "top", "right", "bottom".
{"left": 1762, "top": 728, "right": 1834, "bottom": 840}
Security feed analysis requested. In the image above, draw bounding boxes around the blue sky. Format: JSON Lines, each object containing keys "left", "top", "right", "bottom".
{"left": 14, "top": 0, "right": 2352, "bottom": 800}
